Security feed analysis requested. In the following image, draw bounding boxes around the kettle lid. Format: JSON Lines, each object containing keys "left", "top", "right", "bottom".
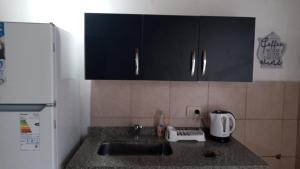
{"left": 211, "top": 110, "right": 232, "bottom": 114}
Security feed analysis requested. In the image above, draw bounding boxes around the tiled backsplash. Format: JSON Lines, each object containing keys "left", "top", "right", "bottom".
{"left": 297, "top": 84, "right": 300, "bottom": 169}
{"left": 91, "top": 80, "right": 300, "bottom": 169}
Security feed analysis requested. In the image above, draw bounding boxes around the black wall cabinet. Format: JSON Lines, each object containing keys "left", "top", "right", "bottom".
{"left": 85, "top": 13, "right": 255, "bottom": 82}
{"left": 85, "top": 14, "right": 142, "bottom": 80}
{"left": 142, "top": 15, "right": 199, "bottom": 81}
{"left": 198, "top": 17, "right": 255, "bottom": 82}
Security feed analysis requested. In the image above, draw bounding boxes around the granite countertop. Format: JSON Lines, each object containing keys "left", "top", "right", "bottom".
{"left": 66, "top": 127, "right": 268, "bottom": 169}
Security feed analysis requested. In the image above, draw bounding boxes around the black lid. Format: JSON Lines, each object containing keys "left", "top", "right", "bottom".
{"left": 211, "top": 110, "right": 232, "bottom": 114}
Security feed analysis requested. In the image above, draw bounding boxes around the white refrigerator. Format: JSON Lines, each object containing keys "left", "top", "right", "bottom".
{"left": 0, "top": 22, "right": 80, "bottom": 169}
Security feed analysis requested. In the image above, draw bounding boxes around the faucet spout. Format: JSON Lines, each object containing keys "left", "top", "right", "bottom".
{"left": 133, "top": 124, "right": 143, "bottom": 139}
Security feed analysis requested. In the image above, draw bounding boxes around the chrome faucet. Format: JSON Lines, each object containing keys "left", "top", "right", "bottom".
{"left": 133, "top": 124, "right": 143, "bottom": 139}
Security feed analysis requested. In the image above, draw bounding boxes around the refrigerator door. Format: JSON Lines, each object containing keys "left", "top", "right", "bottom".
{"left": 0, "top": 106, "right": 55, "bottom": 169}
{"left": 0, "top": 22, "right": 54, "bottom": 104}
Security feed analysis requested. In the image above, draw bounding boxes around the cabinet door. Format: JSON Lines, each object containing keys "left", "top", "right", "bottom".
{"left": 85, "top": 14, "right": 142, "bottom": 80}
{"left": 198, "top": 17, "right": 255, "bottom": 82}
{"left": 141, "top": 15, "right": 199, "bottom": 81}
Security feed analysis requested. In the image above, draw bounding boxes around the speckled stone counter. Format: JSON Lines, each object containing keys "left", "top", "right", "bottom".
{"left": 66, "top": 127, "right": 268, "bottom": 169}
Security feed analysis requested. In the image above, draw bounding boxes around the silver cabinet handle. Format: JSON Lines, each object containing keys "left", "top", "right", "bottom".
{"left": 202, "top": 49, "right": 207, "bottom": 76}
{"left": 135, "top": 48, "right": 139, "bottom": 76}
{"left": 191, "top": 49, "right": 196, "bottom": 77}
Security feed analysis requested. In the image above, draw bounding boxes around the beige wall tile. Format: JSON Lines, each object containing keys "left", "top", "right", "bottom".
{"left": 261, "top": 157, "right": 297, "bottom": 169}
{"left": 169, "top": 81, "right": 208, "bottom": 118}
{"left": 283, "top": 82, "right": 299, "bottom": 119}
{"left": 91, "top": 117, "right": 132, "bottom": 126}
{"left": 299, "top": 82, "right": 300, "bottom": 120}
{"left": 246, "top": 81, "right": 284, "bottom": 119}
{"left": 296, "top": 158, "right": 300, "bottom": 169}
{"left": 91, "top": 80, "right": 131, "bottom": 118}
{"left": 280, "top": 157, "right": 296, "bottom": 169}
{"left": 169, "top": 118, "right": 203, "bottom": 127}
{"left": 131, "top": 117, "right": 170, "bottom": 127}
{"left": 245, "top": 120, "right": 282, "bottom": 156}
{"left": 232, "top": 120, "right": 245, "bottom": 144}
{"left": 131, "top": 81, "right": 170, "bottom": 118}
{"left": 297, "top": 120, "right": 300, "bottom": 158}
{"left": 208, "top": 82, "right": 247, "bottom": 119}
{"left": 263, "top": 157, "right": 280, "bottom": 169}
{"left": 92, "top": 117, "right": 167, "bottom": 127}
{"left": 282, "top": 120, "right": 297, "bottom": 156}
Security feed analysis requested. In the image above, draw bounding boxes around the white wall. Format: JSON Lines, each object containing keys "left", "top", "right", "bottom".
{"left": 0, "top": 0, "right": 299, "bottom": 135}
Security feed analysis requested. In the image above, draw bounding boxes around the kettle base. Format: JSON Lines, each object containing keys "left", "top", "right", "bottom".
{"left": 210, "top": 135, "right": 231, "bottom": 143}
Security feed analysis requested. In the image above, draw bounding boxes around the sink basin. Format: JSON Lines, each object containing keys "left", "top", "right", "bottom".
{"left": 98, "top": 142, "right": 173, "bottom": 156}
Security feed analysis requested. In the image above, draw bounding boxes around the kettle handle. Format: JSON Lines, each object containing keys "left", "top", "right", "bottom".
{"left": 228, "top": 113, "right": 236, "bottom": 134}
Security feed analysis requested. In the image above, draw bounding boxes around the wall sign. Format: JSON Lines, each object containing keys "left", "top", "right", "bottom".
{"left": 257, "top": 32, "right": 286, "bottom": 68}
{"left": 20, "top": 113, "right": 40, "bottom": 151}
{"left": 0, "top": 22, "right": 5, "bottom": 84}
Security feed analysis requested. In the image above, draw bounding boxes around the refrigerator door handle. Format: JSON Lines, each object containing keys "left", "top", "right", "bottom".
{"left": 46, "top": 102, "right": 56, "bottom": 107}
{"left": 0, "top": 104, "right": 48, "bottom": 112}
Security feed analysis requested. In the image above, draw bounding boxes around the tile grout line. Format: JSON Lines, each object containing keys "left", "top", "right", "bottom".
{"left": 129, "top": 80, "right": 133, "bottom": 124}
{"left": 90, "top": 81, "right": 94, "bottom": 126}
{"left": 297, "top": 82, "right": 300, "bottom": 161}
{"left": 280, "top": 82, "right": 286, "bottom": 159}
{"left": 207, "top": 82, "right": 210, "bottom": 117}
{"left": 244, "top": 82, "right": 249, "bottom": 145}
{"left": 282, "top": 82, "right": 286, "bottom": 120}
{"left": 168, "top": 81, "right": 171, "bottom": 125}
{"left": 245, "top": 82, "right": 249, "bottom": 120}
{"left": 297, "top": 82, "right": 300, "bottom": 120}
{"left": 205, "top": 82, "right": 210, "bottom": 128}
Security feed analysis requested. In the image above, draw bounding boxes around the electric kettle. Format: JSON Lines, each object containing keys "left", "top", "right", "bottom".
{"left": 209, "top": 110, "right": 236, "bottom": 142}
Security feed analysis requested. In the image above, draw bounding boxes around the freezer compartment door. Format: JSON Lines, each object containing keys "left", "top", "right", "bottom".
{"left": 0, "top": 106, "right": 56, "bottom": 169}
{"left": 0, "top": 22, "right": 54, "bottom": 104}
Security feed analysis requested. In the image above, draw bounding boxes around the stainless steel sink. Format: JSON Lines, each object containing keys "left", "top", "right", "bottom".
{"left": 98, "top": 142, "right": 173, "bottom": 156}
